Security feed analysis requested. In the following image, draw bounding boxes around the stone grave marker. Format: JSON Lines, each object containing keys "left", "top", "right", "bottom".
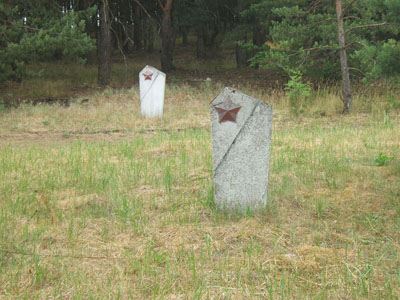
{"left": 210, "top": 87, "right": 273, "bottom": 213}
{"left": 139, "top": 65, "right": 166, "bottom": 118}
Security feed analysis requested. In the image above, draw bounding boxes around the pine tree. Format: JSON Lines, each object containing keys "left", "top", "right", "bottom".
{"left": 0, "top": 0, "right": 95, "bottom": 83}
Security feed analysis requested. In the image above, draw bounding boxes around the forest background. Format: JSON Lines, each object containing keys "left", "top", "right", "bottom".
{"left": 1, "top": 0, "right": 400, "bottom": 113}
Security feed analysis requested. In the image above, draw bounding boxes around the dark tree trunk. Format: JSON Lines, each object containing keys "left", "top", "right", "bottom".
{"left": 147, "top": 21, "right": 154, "bottom": 53}
{"left": 133, "top": 5, "right": 142, "bottom": 50}
{"left": 11, "top": 61, "right": 22, "bottom": 82}
{"left": 235, "top": 43, "right": 248, "bottom": 68}
{"left": 182, "top": 28, "right": 188, "bottom": 46}
{"left": 235, "top": 34, "right": 251, "bottom": 69}
{"left": 336, "top": 0, "right": 352, "bottom": 114}
{"left": 122, "top": 25, "right": 130, "bottom": 53}
{"left": 207, "top": 26, "right": 219, "bottom": 56}
{"left": 159, "top": 0, "right": 175, "bottom": 72}
{"left": 252, "top": 24, "right": 267, "bottom": 69}
{"left": 144, "top": 18, "right": 154, "bottom": 53}
{"left": 113, "top": 22, "right": 122, "bottom": 50}
{"left": 253, "top": 24, "right": 267, "bottom": 47}
{"left": 196, "top": 33, "right": 206, "bottom": 59}
{"left": 98, "top": 0, "right": 111, "bottom": 87}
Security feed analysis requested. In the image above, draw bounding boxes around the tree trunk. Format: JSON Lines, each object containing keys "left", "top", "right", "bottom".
{"left": 196, "top": 33, "right": 206, "bottom": 59}
{"left": 133, "top": 5, "right": 142, "bottom": 50}
{"left": 98, "top": 0, "right": 111, "bottom": 87}
{"left": 207, "top": 25, "right": 219, "bottom": 56}
{"left": 235, "top": 42, "right": 248, "bottom": 68}
{"left": 252, "top": 23, "right": 267, "bottom": 69}
{"left": 235, "top": 34, "right": 250, "bottom": 69}
{"left": 336, "top": 0, "right": 352, "bottom": 114}
{"left": 122, "top": 25, "right": 130, "bottom": 53}
{"left": 145, "top": 18, "right": 154, "bottom": 53}
{"left": 159, "top": 0, "right": 175, "bottom": 72}
{"left": 182, "top": 28, "right": 188, "bottom": 46}
{"left": 112, "top": 22, "right": 122, "bottom": 50}
{"left": 253, "top": 24, "right": 267, "bottom": 47}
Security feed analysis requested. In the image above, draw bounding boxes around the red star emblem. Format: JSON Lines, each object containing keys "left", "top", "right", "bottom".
{"left": 143, "top": 71, "right": 153, "bottom": 80}
{"left": 214, "top": 97, "right": 241, "bottom": 123}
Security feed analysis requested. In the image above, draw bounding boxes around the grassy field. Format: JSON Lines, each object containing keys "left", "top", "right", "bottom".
{"left": 0, "top": 82, "right": 399, "bottom": 299}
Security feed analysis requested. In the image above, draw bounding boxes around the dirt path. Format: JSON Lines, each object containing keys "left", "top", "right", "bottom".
{"left": 0, "top": 126, "right": 210, "bottom": 146}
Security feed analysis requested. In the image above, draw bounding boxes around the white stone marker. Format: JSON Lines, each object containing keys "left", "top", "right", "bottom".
{"left": 210, "top": 87, "right": 273, "bottom": 213}
{"left": 139, "top": 65, "right": 166, "bottom": 118}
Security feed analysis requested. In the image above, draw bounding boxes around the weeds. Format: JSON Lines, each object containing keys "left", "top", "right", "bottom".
{"left": 374, "top": 153, "right": 393, "bottom": 166}
{"left": 284, "top": 70, "right": 312, "bottom": 115}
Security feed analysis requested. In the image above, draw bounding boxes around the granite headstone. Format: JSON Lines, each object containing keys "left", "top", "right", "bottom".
{"left": 139, "top": 65, "right": 166, "bottom": 118}
{"left": 210, "top": 87, "right": 273, "bottom": 213}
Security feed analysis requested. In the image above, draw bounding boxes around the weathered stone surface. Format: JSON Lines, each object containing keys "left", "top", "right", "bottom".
{"left": 210, "top": 87, "right": 273, "bottom": 213}
{"left": 139, "top": 65, "right": 166, "bottom": 118}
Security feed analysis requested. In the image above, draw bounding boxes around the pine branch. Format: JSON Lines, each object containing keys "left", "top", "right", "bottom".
{"left": 343, "top": 40, "right": 366, "bottom": 49}
{"left": 299, "top": 0, "right": 322, "bottom": 17}
{"left": 346, "top": 22, "right": 389, "bottom": 34}
{"left": 287, "top": 45, "right": 335, "bottom": 57}
{"left": 348, "top": 67, "right": 366, "bottom": 77}
{"left": 343, "top": 0, "right": 356, "bottom": 14}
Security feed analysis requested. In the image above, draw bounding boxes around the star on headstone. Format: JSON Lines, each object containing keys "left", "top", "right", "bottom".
{"left": 143, "top": 71, "right": 153, "bottom": 80}
{"left": 214, "top": 97, "right": 241, "bottom": 123}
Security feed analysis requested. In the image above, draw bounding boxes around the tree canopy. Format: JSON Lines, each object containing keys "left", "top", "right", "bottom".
{"left": 1, "top": 0, "right": 399, "bottom": 87}
{"left": 0, "top": 1, "right": 96, "bottom": 82}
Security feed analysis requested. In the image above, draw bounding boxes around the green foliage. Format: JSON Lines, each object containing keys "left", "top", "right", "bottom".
{"left": 374, "top": 153, "right": 393, "bottom": 166}
{"left": 0, "top": 3, "right": 96, "bottom": 82}
{"left": 284, "top": 70, "right": 312, "bottom": 115}
{"left": 353, "top": 39, "right": 400, "bottom": 81}
{"left": 241, "top": 2, "right": 340, "bottom": 78}
{"left": 244, "top": 0, "right": 400, "bottom": 81}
